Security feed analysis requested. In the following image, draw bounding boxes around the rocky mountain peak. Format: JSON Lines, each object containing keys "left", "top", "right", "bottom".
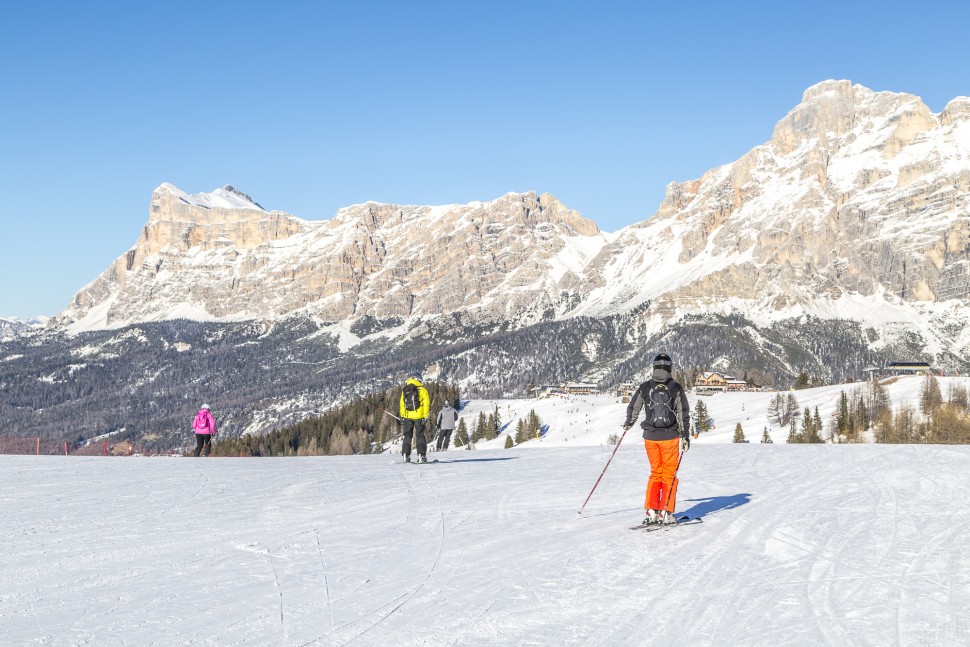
{"left": 54, "top": 81, "right": 970, "bottom": 368}
{"left": 60, "top": 186, "right": 609, "bottom": 330}
{"left": 942, "top": 96, "right": 970, "bottom": 125}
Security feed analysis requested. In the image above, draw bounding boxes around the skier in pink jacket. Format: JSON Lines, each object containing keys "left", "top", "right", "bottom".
{"left": 192, "top": 404, "right": 216, "bottom": 457}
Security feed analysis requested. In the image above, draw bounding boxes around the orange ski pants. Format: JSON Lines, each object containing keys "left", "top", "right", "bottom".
{"left": 644, "top": 438, "right": 681, "bottom": 512}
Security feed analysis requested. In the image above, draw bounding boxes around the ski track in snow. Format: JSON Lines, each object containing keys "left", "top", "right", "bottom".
{"left": 2, "top": 440, "right": 970, "bottom": 646}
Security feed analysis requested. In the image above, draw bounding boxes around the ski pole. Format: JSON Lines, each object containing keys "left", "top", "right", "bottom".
{"left": 383, "top": 410, "right": 402, "bottom": 421}
{"left": 578, "top": 424, "right": 631, "bottom": 514}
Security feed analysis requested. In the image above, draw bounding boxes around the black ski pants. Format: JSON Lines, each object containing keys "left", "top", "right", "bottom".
{"left": 436, "top": 429, "right": 453, "bottom": 451}
{"left": 402, "top": 419, "right": 426, "bottom": 458}
{"left": 193, "top": 434, "right": 212, "bottom": 457}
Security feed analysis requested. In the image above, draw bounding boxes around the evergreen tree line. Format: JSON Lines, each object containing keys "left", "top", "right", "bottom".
{"left": 211, "top": 382, "right": 460, "bottom": 457}
{"left": 449, "top": 406, "right": 544, "bottom": 449}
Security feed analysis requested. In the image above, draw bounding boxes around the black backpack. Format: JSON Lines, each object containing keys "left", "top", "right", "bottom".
{"left": 403, "top": 383, "right": 420, "bottom": 412}
{"left": 647, "top": 382, "right": 677, "bottom": 428}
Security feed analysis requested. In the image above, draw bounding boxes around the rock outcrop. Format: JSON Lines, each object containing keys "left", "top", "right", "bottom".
{"left": 58, "top": 81, "right": 970, "bottom": 360}
{"left": 60, "top": 186, "right": 607, "bottom": 329}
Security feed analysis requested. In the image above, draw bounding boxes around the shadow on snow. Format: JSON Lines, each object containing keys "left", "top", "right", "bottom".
{"left": 678, "top": 493, "right": 751, "bottom": 519}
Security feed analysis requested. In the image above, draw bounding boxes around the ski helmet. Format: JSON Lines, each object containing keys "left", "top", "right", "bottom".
{"left": 201, "top": 403, "right": 210, "bottom": 410}
{"left": 652, "top": 353, "right": 673, "bottom": 370}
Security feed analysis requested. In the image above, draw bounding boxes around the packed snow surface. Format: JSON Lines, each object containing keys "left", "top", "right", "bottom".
{"left": 3, "top": 440, "right": 970, "bottom": 645}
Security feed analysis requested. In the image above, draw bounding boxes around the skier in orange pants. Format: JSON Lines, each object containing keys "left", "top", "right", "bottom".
{"left": 623, "top": 353, "right": 691, "bottom": 526}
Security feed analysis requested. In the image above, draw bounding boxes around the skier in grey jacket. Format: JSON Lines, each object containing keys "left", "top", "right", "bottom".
{"left": 435, "top": 402, "right": 459, "bottom": 451}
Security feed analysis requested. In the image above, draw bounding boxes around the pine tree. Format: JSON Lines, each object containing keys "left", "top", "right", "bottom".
{"left": 761, "top": 427, "right": 773, "bottom": 444}
{"left": 514, "top": 419, "right": 527, "bottom": 444}
{"left": 483, "top": 413, "right": 497, "bottom": 440}
{"left": 526, "top": 409, "right": 542, "bottom": 439}
{"left": 694, "top": 399, "right": 710, "bottom": 433}
{"left": 454, "top": 418, "right": 469, "bottom": 447}
{"left": 837, "top": 391, "right": 850, "bottom": 435}
{"left": 492, "top": 405, "right": 503, "bottom": 436}
{"left": 795, "top": 372, "right": 810, "bottom": 389}
{"left": 733, "top": 423, "right": 746, "bottom": 443}
{"left": 800, "top": 406, "right": 818, "bottom": 443}
{"left": 787, "top": 417, "right": 799, "bottom": 443}
{"left": 477, "top": 411, "right": 488, "bottom": 442}
{"left": 504, "top": 435, "right": 514, "bottom": 449}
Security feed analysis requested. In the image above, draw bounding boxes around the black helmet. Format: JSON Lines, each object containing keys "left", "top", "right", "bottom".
{"left": 653, "top": 353, "right": 672, "bottom": 370}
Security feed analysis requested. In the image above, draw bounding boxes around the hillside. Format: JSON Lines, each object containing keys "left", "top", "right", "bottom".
{"left": 406, "top": 375, "right": 970, "bottom": 450}
{"left": 3, "top": 443, "right": 968, "bottom": 645}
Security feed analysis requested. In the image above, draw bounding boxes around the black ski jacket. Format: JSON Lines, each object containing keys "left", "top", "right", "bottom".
{"left": 625, "top": 371, "right": 690, "bottom": 442}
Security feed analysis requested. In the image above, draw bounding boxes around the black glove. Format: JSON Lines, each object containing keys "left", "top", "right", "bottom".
{"left": 622, "top": 422, "right": 632, "bottom": 431}
{"left": 680, "top": 435, "right": 690, "bottom": 452}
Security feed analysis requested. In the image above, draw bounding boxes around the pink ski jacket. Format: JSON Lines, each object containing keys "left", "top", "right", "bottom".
{"left": 192, "top": 409, "right": 216, "bottom": 435}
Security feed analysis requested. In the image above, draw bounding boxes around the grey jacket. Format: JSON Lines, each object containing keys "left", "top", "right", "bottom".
{"left": 436, "top": 404, "right": 458, "bottom": 431}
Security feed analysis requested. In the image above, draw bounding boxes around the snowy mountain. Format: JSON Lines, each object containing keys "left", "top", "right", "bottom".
{"left": 58, "top": 186, "right": 606, "bottom": 331}
{"left": 0, "top": 316, "right": 48, "bottom": 340}
{"left": 6, "top": 80, "right": 970, "bottom": 444}
{"left": 55, "top": 82, "right": 970, "bottom": 364}
{"left": 581, "top": 80, "right": 970, "bottom": 359}
{"left": 4, "top": 438, "right": 969, "bottom": 645}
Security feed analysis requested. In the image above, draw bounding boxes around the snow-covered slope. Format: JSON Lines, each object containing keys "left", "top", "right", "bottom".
{"left": 3, "top": 442, "right": 968, "bottom": 645}
{"left": 442, "top": 375, "right": 970, "bottom": 448}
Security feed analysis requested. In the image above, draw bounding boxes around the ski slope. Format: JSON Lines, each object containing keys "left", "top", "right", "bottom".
{"left": 3, "top": 441, "right": 970, "bottom": 646}
{"left": 454, "top": 376, "right": 970, "bottom": 448}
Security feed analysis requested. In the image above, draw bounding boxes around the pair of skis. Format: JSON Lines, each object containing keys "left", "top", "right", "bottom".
{"left": 630, "top": 515, "right": 703, "bottom": 532}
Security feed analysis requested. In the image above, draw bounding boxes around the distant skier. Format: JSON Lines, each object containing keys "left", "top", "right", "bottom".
{"left": 435, "top": 401, "right": 459, "bottom": 451}
{"left": 192, "top": 404, "right": 217, "bottom": 457}
{"left": 623, "top": 353, "right": 691, "bottom": 526}
{"left": 400, "top": 374, "right": 430, "bottom": 462}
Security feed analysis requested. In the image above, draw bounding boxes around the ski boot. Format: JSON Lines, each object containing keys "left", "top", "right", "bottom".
{"left": 660, "top": 510, "right": 678, "bottom": 525}
{"left": 643, "top": 509, "right": 661, "bottom": 526}
{"left": 419, "top": 454, "right": 428, "bottom": 463}
{"left": 405, "top": 455, "right": 411, "bottom": 463}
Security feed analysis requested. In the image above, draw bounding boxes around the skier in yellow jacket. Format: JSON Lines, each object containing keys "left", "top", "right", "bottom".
{"left": 399, "top": 374, "right": 431, "bottom": 462}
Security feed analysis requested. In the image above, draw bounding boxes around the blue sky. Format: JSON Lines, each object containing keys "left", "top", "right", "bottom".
{"left": 2, "top": 1, "right": 969, "bottom": 318}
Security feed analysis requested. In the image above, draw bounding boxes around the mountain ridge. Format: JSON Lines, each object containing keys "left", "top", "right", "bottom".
{"left": 4, "top": 80, "right": 970, "bottom": 445}
{"left": 55, "top": 80, "right": 970, "bottom": 351}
